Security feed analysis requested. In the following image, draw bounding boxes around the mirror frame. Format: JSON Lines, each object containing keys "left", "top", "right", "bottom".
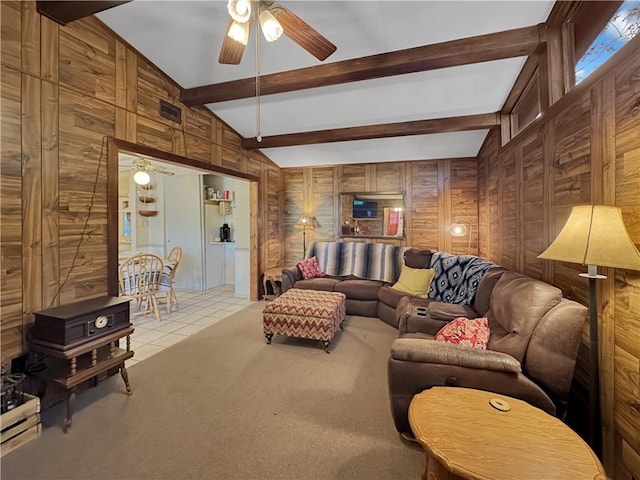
{"left": 339, "top": 191, "right": 406, "bottom": 240}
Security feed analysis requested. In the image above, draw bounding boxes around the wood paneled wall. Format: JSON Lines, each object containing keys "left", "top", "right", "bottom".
{"left": 0, "top": 1, "right": 284, "bottom": 363}
{"left": 477, "top": 40, "right": 640, "bottom": 478}
{"left": 282, "top": 159, "right": 479, "bottom": 266}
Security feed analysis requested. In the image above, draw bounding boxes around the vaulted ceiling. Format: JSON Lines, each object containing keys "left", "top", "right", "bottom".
{"left": 90, "top": 1, "right": 556, "bottom": 168}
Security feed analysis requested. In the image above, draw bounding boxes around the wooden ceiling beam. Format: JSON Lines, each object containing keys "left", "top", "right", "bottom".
{"left": 241, "top": 113, "right": 500, "bottom": 150}
{"left": 182, "top": 24, "right": 544, "bottom": 106}
{"left": 36, "top": 1, "right": 131, "bottom": 25}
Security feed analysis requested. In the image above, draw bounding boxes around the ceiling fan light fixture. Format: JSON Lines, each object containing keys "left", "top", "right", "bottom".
{"left": 228, "top": 20, "right": 250, "bottom": 45}
{"left": 259, "top": 9, "right": 283, "bottom": 42}
{"left": 133, "top": 169, "right": 151, "bottom": 186}
{"left": 227, "top": 0, "right": 251, "bottom": 23}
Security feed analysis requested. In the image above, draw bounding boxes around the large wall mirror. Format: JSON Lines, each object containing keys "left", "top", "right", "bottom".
{"left": 340, "top": 192, "right": 405, "bottom": 239}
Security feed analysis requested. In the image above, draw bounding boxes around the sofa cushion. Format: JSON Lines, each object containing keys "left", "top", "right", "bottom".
{"left": 307, "top": 242, "right": 344, "bottom": 276}
{"left": 434, "top": 317, "right": 490, "bottom": 349}
{"left": 297, "top": 256, "right": 323, "bottom": 279}
{"left": 487, "top": 271, "right": 562, "bottom": 363}
{"left": 404, "top": 248, "right": 434, "bottom": 269}
{"left": 377, "top": 285, "right": 407, "bottom": 308}
{"left": 367, "top": 242, "right": 407, "bottom": 283}
{"left": 294, "top": 277, "right": 341, "bottom": 291}
{"left": 337, "top": 242, "right": 370, "bottom": 277}
{"left": 392, "top": 266, "right": 435, "bottom": 297}
{"left": 473, "top": 267, "right": 507, "bottom": 316}
{"left": 335, "top": 279, "right": 384, "bottom": 301}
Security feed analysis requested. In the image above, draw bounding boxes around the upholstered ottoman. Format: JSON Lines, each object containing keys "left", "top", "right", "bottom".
{"left": 263, "top": 288, "right": 346, "bottom": 353}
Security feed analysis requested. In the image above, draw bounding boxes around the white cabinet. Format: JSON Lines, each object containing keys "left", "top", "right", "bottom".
{"left": 206, "top": 242, "right": 235, "bottom": 288}
{"left": 224, "top": 243, "right": 235, "bottom": 285}
{"left": 206, "top": 243, "right": 224, "bottom": 289}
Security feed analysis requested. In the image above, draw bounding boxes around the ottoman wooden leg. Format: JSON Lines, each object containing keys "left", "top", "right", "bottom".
{"left": 323, "top": 340, "right": 331, "bottom": 353}
{"left": 265, "top": 333, "right": 273, "bottom": 344}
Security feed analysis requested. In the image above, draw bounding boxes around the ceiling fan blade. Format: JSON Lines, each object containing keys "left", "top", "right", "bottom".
{"left": 219, "top": 19, "right": 247, "bottom": 65}
{"left": 271, "top": 6, "right": 336, "bottom": 61}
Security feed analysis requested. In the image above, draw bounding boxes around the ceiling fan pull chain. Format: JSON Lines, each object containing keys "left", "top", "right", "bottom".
{"left": 255, "top": 4, "right": 262, "bottom": 143}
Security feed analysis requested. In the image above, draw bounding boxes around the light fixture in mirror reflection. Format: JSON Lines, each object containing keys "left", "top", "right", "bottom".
{"left": 133, "top": 169, "right": 150, "bottom": 185}
{"left": 340, "top": 192, "right": 405, "bottom": 238}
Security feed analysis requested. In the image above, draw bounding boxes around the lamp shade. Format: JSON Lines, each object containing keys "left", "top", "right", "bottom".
{"left": 227, "top": 0, "right": 251, "bottom": 23}
{"left": 259, "top": 9, "right": 283, "bottom": 42}
{"left": 538, "top": 205, "right": 640, "bottom": 270}
{"left": 295, "top": 215, "right": 319, "bottom": 229}
{"left": 228, "top": 20, "right": 250, "bottom": 45}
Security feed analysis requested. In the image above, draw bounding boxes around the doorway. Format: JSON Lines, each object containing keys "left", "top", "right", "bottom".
{"left": 107, "top": 138, "right": 260, "bottom": 301}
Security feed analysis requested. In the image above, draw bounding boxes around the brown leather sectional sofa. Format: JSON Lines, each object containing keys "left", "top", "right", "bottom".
{"left": 281, "top": 241, "right": 587, "bottom": 435}
{"left": 282, "top": 244, "right": 437, "bottom": 326}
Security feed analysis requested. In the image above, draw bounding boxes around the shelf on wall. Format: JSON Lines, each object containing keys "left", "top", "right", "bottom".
{"left": 203, "top": 199, "right": 232, "bottom": 205}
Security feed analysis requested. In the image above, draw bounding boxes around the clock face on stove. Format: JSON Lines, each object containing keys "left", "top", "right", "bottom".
{"left": 95, "top": 315, "right": 109, "bottom": 329}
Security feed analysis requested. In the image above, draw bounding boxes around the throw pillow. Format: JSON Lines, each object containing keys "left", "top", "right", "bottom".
{"left": 433, "top": 317, "right": 490, "bottom": 349}
{"left": 403, "top": 248, "right": 434, "bottom": 269}
{"left": 296, "top": 256, "right": 324, "bottom": 279}
{"left": 391, "top": 266, "right": 435, "bottom": 297}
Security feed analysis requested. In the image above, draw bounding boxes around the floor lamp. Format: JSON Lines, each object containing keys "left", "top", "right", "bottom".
{"left": 295, "top": 214, "right": 316, "bottom": 258}
{"left": 538, "top": 205, "right": 640, "bottom": 458}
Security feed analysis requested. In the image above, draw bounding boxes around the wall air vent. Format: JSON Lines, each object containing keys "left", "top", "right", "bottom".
{"left": 159, "top": 99, "right": 182, "bottom": 124}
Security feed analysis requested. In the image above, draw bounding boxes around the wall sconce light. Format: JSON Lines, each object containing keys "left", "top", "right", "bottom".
{"left": 450, "top": 221, "right": 472, "bottom": 255}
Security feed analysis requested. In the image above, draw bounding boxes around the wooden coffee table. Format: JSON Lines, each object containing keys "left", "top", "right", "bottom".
{"left": 409, "top": 387, "right": 606, "bottom": 480}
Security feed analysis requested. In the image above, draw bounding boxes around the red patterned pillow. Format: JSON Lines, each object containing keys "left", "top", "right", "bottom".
{"left": 296, "top": 256, "right": 324, "bottom": 279}
{"left": 433, "top": 317, "right": 490, "bottom": 349}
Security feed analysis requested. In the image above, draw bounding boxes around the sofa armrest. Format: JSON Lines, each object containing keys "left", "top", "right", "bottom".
{"left": 390, "top": 337, "right": 521, "bottom": 373}
{"left": 281, "top": 266, "right": 302, "bottom": 292}
{"left": 387, "top": 338, "right": 556, "bottom": 434}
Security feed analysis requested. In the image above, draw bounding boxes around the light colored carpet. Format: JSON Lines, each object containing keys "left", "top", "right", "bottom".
{"left": 1, "top": 301, "right": 424, "bottom": 480}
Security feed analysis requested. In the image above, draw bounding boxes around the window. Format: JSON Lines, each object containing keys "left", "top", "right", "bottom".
{"left": 511, "top": 71, "right": 540, "bottom": 137}
{"left": 575, "top": 1, "right": 640, "bottom": 84}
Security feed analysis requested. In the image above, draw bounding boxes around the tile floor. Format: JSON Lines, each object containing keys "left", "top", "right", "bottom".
{"left": 126, "top": 285, "right": 254, "bottom": 366}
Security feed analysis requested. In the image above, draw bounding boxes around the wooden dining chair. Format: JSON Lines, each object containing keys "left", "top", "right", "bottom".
{"left": 118, "top": 253, "right": 164, "bottom": 321}
{"left": 160, "top": 246, "right": 183, "bottom": 313}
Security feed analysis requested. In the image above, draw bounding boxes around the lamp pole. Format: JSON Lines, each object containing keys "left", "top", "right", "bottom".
{"left": 302, "top": 224, "right": 307, "bottom": 255}
{"left": 581, "top": 264, "right": 605, "bottom": 458}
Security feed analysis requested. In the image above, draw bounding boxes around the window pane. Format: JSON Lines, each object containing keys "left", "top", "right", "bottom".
{"left": 511, "top": 72, "right": 540, "bottom": 136}
{"left": 575, "top": 1, "right": 640, "bottom": 84}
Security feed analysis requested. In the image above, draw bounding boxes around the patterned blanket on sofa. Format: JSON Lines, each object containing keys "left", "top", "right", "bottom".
{"left": 306, "top": 241, "right": 408, "bottom": 283}
{"left": 428, "top": 252, "right": 496, "bottom": 305}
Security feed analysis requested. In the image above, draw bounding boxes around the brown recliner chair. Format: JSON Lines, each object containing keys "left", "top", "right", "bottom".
{"left": 387, "top": 270, "right": 587, "bottom": 436}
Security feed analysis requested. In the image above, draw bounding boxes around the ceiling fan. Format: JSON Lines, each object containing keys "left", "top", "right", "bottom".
{"left": 121, "top": 158, "right": 175, "bottom": 186}
{"left": 219, "top": 0, "right": 337, "bottom": 65}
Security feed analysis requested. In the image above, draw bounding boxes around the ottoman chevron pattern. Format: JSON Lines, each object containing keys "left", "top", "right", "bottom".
{"left": 263, "top": 289, "right": 346, "bottom": 353}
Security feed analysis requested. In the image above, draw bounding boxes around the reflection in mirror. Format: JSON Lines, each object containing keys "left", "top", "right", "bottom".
{"left": 340, "top": 192, "right": 405, "bottom": 238}
{"left": 119, "top": 197, "right": 132, "bottom": 248}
